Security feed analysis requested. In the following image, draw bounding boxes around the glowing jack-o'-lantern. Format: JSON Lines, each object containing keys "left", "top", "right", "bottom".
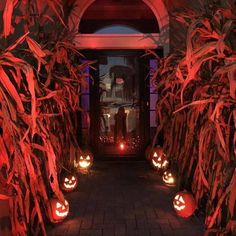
{"left": 74, "top": 150, "right": 93, "bottom": 170}
{"left": 49, "top": 198, "right": 69, "bottom": 223}
{"left": 60, "top": 174, "right": 78, "bottom": 192}
{"left": 162, "top": 170, "right": 176, "bottom": 186}
{"left": 150, "top": 147, "right": 168, "bottom": 170}
{"left": 173, "top": 192, "right": 196, "bottom": 218}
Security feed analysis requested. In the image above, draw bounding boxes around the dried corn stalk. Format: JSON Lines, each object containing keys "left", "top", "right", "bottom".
{"left": 0, "top": 0, "right": 91, "bottom": 235}
{"left": 152, "top": 5, "right": 236, "bottom": 235}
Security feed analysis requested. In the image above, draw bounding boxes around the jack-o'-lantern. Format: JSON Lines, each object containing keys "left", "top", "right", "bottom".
{"left": 49, "top": 198, "right": 69, "bottom": 223}
{"left": 162, "top": 170, "right": 176, "bottom": 186}
{"left": 60, "top": 174, "right": 78, "bottom": 192}
{"left": 74, "top": 150, "right": 93, "bottom": 170}
{"left": 150, "top": 146, "right": 168, "bottom": 170}
{"left": 173, "top": 192, "right": 196, "bottom": 218}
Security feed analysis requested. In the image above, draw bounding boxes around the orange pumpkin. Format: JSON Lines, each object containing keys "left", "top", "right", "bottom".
{"left": 173, "top": 192, "right": 196, "bottom": 218}
{"left": 49, "top": 198, "right": 69, "bottom": 223}
{"left": 60, "top": 174, "right": 78, "bottom": 192}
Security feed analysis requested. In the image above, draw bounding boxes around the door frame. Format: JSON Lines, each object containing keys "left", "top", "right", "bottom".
{"left": 78, "top": 48, "right": 164, "bottom": 160}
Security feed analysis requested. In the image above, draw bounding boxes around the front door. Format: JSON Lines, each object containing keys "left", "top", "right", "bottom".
{"left": 89, "top": 50, "right": 150, "bottom": 159}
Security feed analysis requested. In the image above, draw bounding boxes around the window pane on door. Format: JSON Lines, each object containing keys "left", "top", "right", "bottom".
{"left": 98, "top": 55, "right": 141, "bottom": 153}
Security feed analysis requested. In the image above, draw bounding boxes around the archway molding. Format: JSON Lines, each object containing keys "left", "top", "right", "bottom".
{"left": 69, "top": 0, "right": 169, "bottom": 55}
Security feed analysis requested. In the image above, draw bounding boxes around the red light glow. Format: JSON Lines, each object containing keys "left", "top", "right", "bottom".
{"left": 119, "top": 143, "right": 125, "bottom": 150}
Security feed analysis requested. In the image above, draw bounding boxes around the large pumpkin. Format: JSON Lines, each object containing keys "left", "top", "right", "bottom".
{"left": 60, "top": 174, "right": 78, "bottom": 192}
{"left": 173, "top": 192, "right": 196, "bottom": 218}
{"left": 49, "top": 198, "right": 69, "bottom": 223}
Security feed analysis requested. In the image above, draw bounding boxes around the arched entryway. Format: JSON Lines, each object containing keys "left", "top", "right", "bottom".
{"left": 69, "top": 0, "right": 169, "bottom": 159}
{"left": 79, "top": 0, "right": 159, "bottom": 34}
{"left": 69, "top": 0, "right": 169, "bottom": 54}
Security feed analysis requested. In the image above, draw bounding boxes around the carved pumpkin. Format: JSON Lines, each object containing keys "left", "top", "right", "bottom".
{"left": 150, "top": 146, "right": 168, "bottom": 170}
{"left": 74, "top": 150, "right": 93, "bottom": 170}
{"left": 49, "top": 198, "right": 69, "bottom": 223}
{"left": 60, "top": 174, "right": 78, "bottom": 192}
{"left": 162, "top": 170, "right": 176, "bottom": 186}
{"left": 173, "top": 192, "right": 196, "bottom": 218}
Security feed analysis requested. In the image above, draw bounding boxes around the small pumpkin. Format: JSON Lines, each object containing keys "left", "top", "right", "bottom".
{"left": 49, "top": 198, "right": 69, "bottom": 223}
{"left": 162, "top": 170, "right": 176, "bottom": 186}
{"left": 173, "top": 191, "right": 196, "bottom": 218}
{"left": 74, "top": 150, "right": 93, "bottom": 170}
{"left": 150, "top": 146, "right": 168, "bottom": 170}
{"left": 60, "top": 174, "right": 78, "bottom": 192}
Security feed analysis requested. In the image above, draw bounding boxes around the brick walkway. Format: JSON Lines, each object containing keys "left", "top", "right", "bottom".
{"left": 47, "top": 161, "right": 204, "bottom": 236}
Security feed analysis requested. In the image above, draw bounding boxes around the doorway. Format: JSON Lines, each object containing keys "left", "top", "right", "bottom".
{"left": 84, "top": 50, "right": 150, "bottom": 159}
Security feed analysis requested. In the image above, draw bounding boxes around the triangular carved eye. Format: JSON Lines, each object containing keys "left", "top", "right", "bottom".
{"left": 56, "top": 202, "right": 62, "bottom": 208}
{"left": 86, "top": 156, "right": 90, "bottom": 160}
{"left": 72, "top": 176, "right": 75, "bottom": 181}
{"left": 153, "top": 152, "right": 158, "bottom": 157}
{"left": 65, "top": 178, "right": 69, "bottom": 182}
{"left": 175, "top": 195, "right": 179, "bottom": 200}
{"left": 179, "top": 196, "right": 185, "bottom": 203}
{"left": 80, "top": 156, "right": 83, "bottom": 160}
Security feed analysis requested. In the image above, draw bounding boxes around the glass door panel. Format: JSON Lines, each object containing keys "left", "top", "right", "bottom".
{"left": 98, "top": 54, "right": 141, "bottom": 156}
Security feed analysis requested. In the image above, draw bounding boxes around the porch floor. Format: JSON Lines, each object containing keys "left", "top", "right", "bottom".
{"left": 46, "top": 161, "right": 204, "bottom": 236}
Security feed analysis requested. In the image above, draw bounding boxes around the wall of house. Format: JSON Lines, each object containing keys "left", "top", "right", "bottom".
{"left": 67, "top": 0, "right": 234, "bottom": 54}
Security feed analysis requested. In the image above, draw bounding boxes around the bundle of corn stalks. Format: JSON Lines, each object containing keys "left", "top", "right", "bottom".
{"left": 153, "top": 4, "right": 236, "bottom": 236}
{"left": 0, "top": 0, "right": 91, "bottom": 235}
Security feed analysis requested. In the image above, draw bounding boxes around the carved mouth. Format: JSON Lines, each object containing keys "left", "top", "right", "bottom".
{"left": 64, "top": 182, "right": 76, "bottom": 189}
{"left": 55, "top": 210, "right": 69, "bottom": 217}
{"left": 163, "top": 176, "right": 175, "bottom": 184}
{"left": 79, "top": 161, "right": 91, "bottom": 168}
{"left": 152, "top": 159, "right": 161, "bottom": 168}
{"left": 174, "top": 204, "right": 186, "bottom": 211}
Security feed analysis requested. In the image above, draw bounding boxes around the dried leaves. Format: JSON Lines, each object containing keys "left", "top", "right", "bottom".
{"left": 3, "top": 0, "right": 18, "bottom": 37}
{"left": 0, "top": 1, "right": 88, "bottom": 235}
{"left": 153, "top": 6, "right": 236, "bottom": 235}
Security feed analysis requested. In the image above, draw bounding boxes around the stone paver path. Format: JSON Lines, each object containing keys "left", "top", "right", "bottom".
{"left": 47, "top": 161, "right": 204, "bottom": 236}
